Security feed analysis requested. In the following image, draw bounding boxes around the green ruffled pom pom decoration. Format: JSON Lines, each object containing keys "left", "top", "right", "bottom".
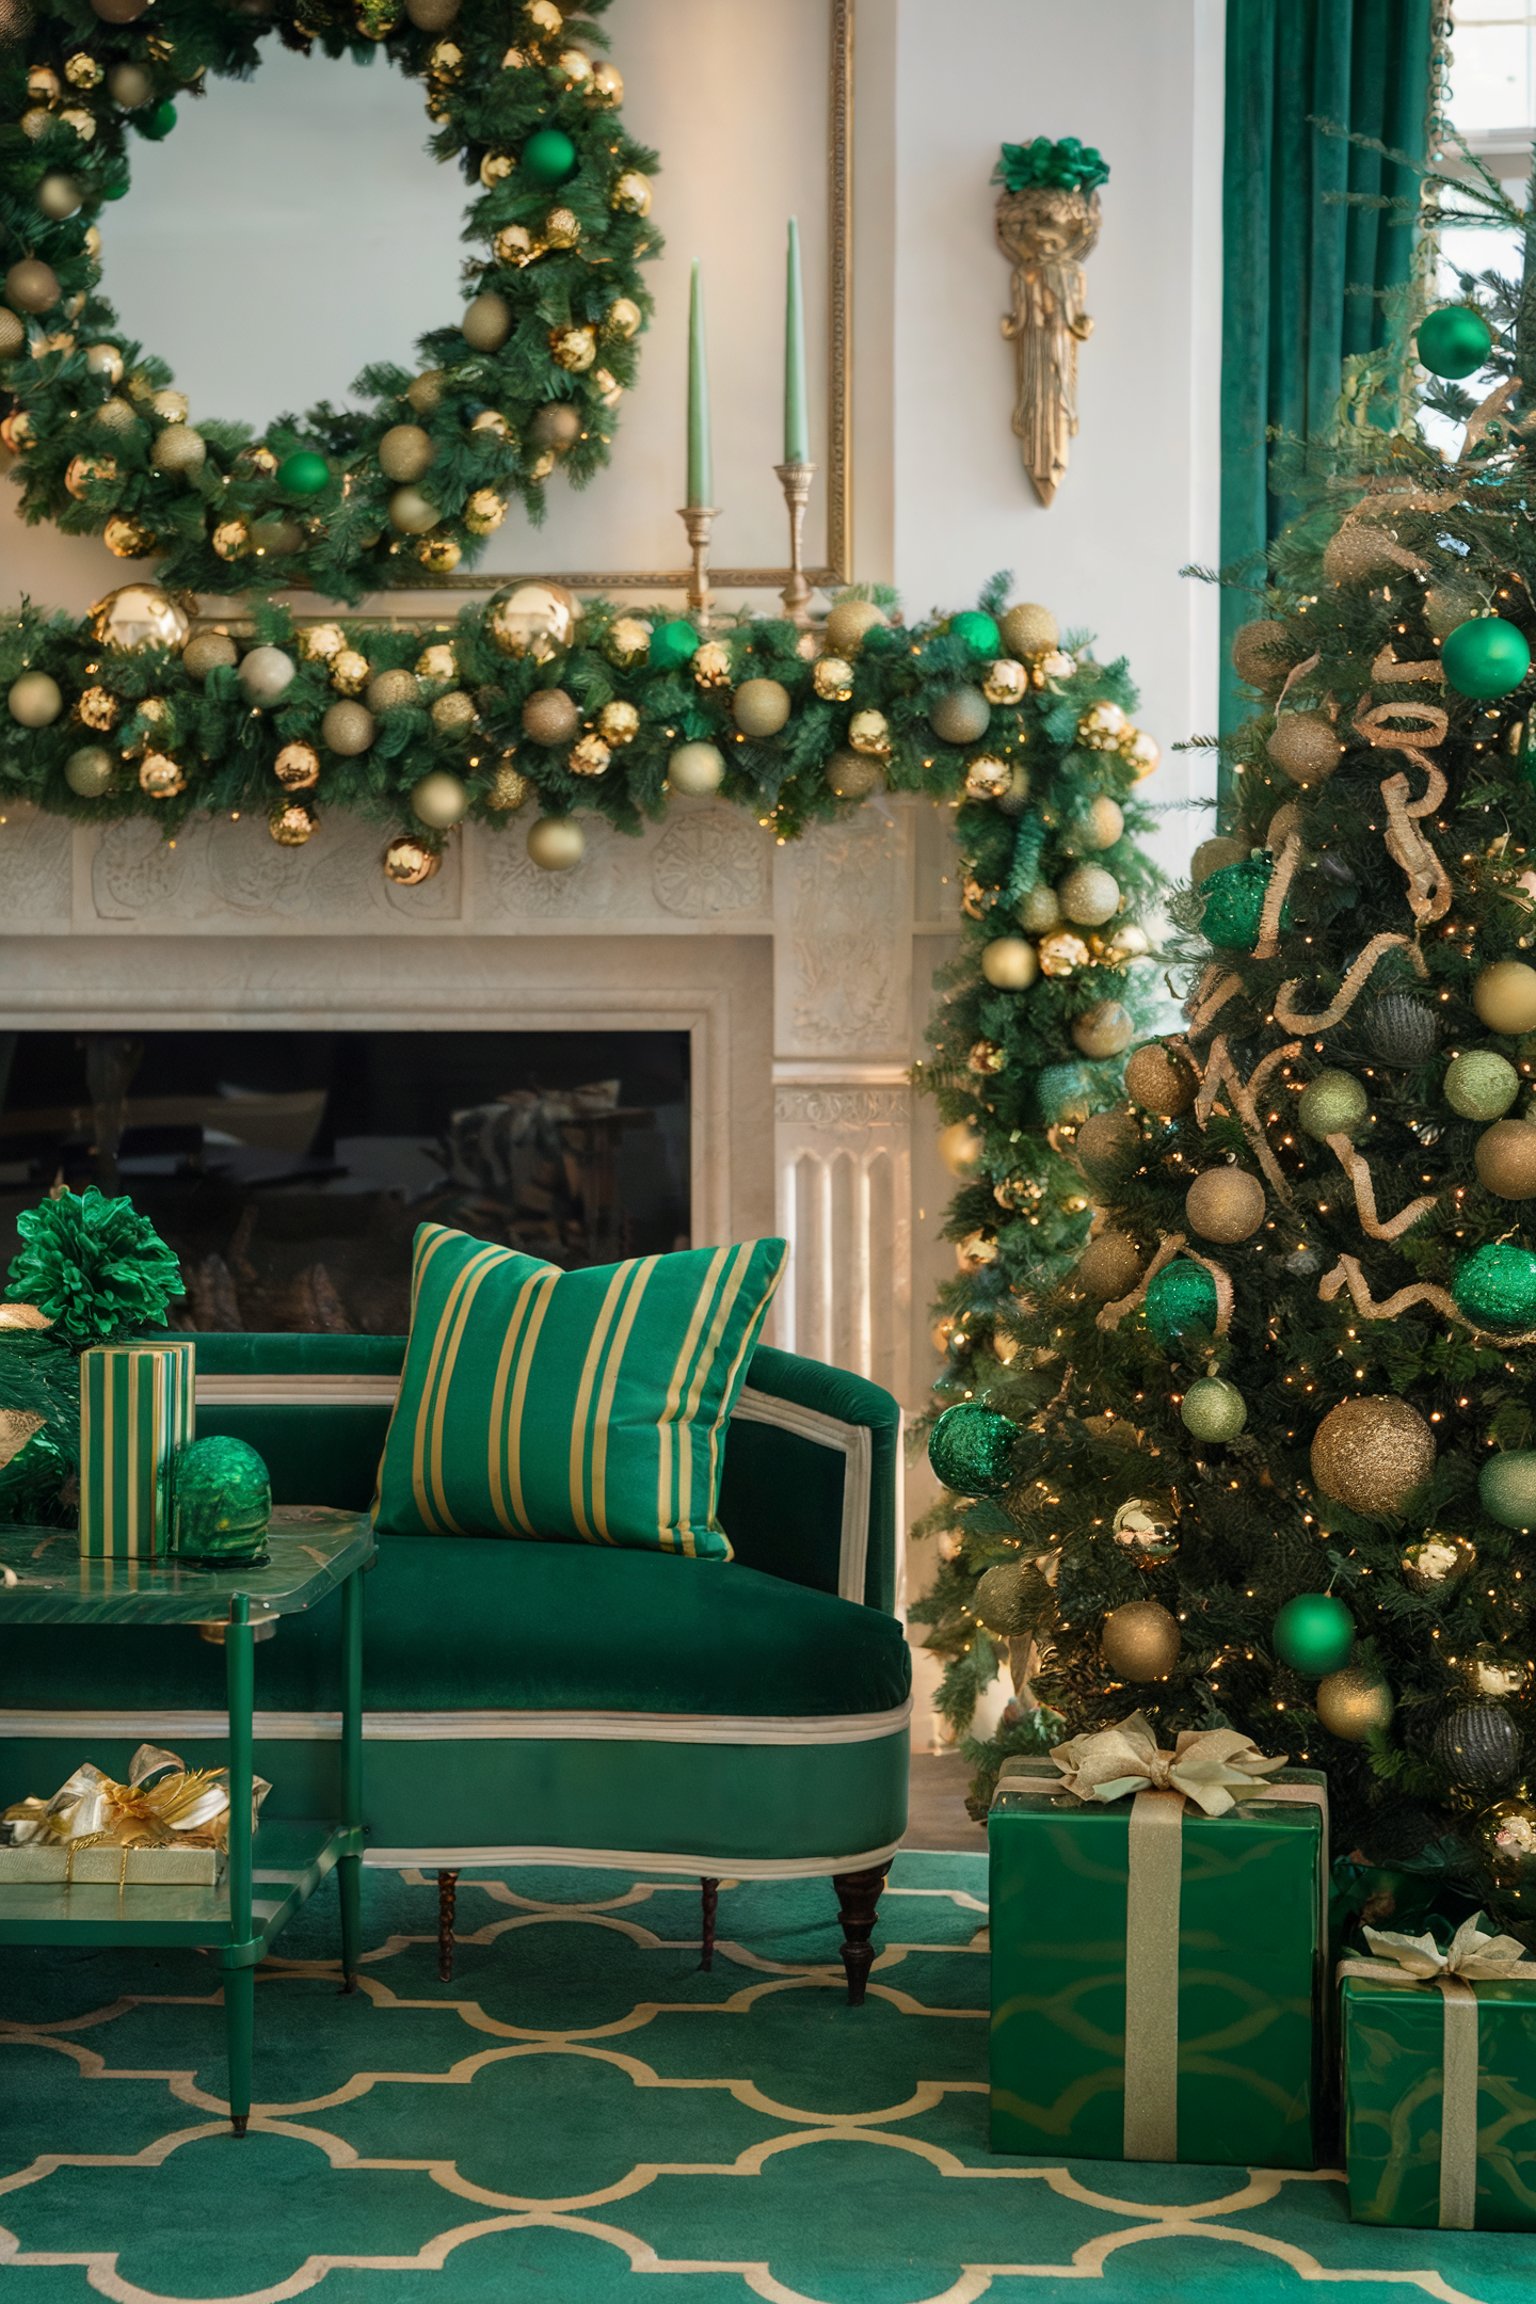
{"left": 1143, "top": 1258, "right": 1219, "bottom": 1353}
{"left": 928, "top": 1401, "right": 1019, "bottom": 1497}
{"left": 5, "top": 1187, "right": 184, "bottom": 1352}
{"left": 1451, "top": 1242, "right": 1536, "bottom": 1331}
{"left": 1199, "top": 851, "right": 1287, "bottom": 953}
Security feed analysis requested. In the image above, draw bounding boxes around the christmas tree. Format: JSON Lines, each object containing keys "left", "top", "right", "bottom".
{"left": 919, "top": 155, "right": 1536, "bottom": 1929}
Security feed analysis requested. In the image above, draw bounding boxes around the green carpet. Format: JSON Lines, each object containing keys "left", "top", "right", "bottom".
{"left": 1, "top": 1850, "right": 1531, "bottom": 2303}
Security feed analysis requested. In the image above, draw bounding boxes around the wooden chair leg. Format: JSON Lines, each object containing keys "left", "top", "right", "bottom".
{"left": 437, "top": 1868, "right": 458, "bottom": 1983}
{"left": 832, "top": 1864, "right": 890, "bottom": 2006}
{"left": 699, "top": 1876, "right": 718, "bottom": 1971}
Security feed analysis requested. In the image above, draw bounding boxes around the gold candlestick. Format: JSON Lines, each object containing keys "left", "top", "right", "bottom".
{"left": 774, "top": 459, "right": 816, "bottom": 626}
{"left": 678, "top": 504, "right": 716, "bottom": 628}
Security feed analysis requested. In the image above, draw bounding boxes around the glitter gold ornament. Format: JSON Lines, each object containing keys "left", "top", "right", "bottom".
{"left": 968, "top": 1038, "right": 1006, "bottom": 1076}
{"left": 544, "top": 206, "right": 581, "bottom": 249}
{"left": 1192, "top": 834, "right": 1247, "bottom": 886}
{"left": 596, "top": 699, "right": 638, "bottom": 747}
{"left": 0, "top": 310, "right": 25, "bottom": 361}
{"left": 1316, "top": 1667, "right": 1394, "bottom": 1739}
{"left": 1058, "top": 864, "right": 1121, "bottom": 925}
{"left": 1401, "top": 1534, "right": 1476, "bottom": 1591}
{"left": 826, "top": 750, "right": 881, "bottom": 799}
{"left": 1037, "top": 930, "right": 1091, "bottom": 978}
{"left": 569, "top": 732, "right": 611, "bottom": 778}
{"left": 521, "top": 687, "right": 581, "bottom": 747}
{"left": 812, "top": 655, "right": 854, "bottom": 703}
{"left": 692, "top": 640, "right": 732, "bottom": 687}
{"left": 76, "top": 685, "right": 118, "bottom": 731}
{"left": 462, "top": 291, "right": 513, "bottom": 352}
{"left": 88, "top": 584, "right": 190, "bottom": 652}
{"left": 1181, "top": 1377, "right": 1247, "bottom": 1444}
{"left": 1310, "top": 1397, "right": 1435, "bottom": 1518}
{"left": 383, "top": 835, "right": 441, "bottom": 886}
{"left": 848, "top": 708, "right": 890, "bottom": 756}
{"left": 415, "top": 642, "right": 456, "bottom": 682}
{"left": 998, "top": 601, "right": 1057, "bottom": 658}
{"left": 330, "top": 649, "right": 369, "bottom": 696}
{"left": 550, "top": 323, "right": 597, "bottom": 373}
{"left": 273, "top": 742, "right": 320, "bottom": 793}
{"left": 929, "top": 686, "right": 991, "bottom": 746}
{"left": 734, "top": 678, "right": 791, "bottom": 737}
{"left": 1267, "top": 713, "right": 1341, "bottom": 786}
{"left": 1075, "top": 1108, "right": 1139, "bottom": 1184}
{"left": 138, "top": 750, "right": 185, "bottom": 799}
{"left": 7, "top": 671, "right": 61, "bottom": 727}
{"left": 1185, "top": 1165, "right": 1265, "bottom": 1243}
{"left": 1072, "top": 1000, "right": 1134, "bottom": 1059}
{"left": 366, "top": 668, "right": 420, "bottom": 714}
{"left": 430, "top": 690, "right": 476, "bottom": 736}
{"left": 378, "top": 423, "right": 434, "bottom": 483}
{"left": 486, "top": 758, "right": 531, "bottom": 811}
{"left": 148, "top": 388, "right": 187, "bottom": 425}
{"left": 182, "top": 631, "right": 236, "bottom": 681}
{"left": 1475, "top": 1118, "right": 1536, "bottom": 1200}
{"left": 388, "top": 485, "right": 439, "bottom": 536}
{"left": 1124, "top": 1042, "right": 1195, "bottom": 1116}
{"left": 488, "top": 581, "right": 577, "bottom": 660}
{"left": 150, "top": 424, "right": 205, "bottom": 475}
{"left": 1077, "top": 700, "right": 1127, "bottom": 751}
{"left": 212, "top": 518, "right": 250, "bottom": 562}
{"left": 268, "top": 798, "right": 316, "bottom": 846}
{"left": 1077, "top": 1231, "right": 1143, "bottom": 1300}
{"left": 1322, "top": 521, "right": 1402, "bottom": 585}
{"left": 5, "top": 258, "right": 59, "bottom": 315}
{"left": 1230, "top": 618, "right": 1297, "bottom": 693}
{"left": 37, "top": 172, "right": 81, "bottom": 221}
{"left": 83, "top": 344, "right": 123, "bottom": 387}
{"left": 464, "top": 489, "right": 506, "bottom": 536}
{"left": 237, "top": 645, "right": 296, "bottom": 707}
{"left": 64, "top": 744, "right": 114, "bottom": 797}
{"left": 104, "top": 515, "right": 153, "bottom": 559}
{"left": 1445, "top": 1049, "right": 1520, "bottom": 1121}
{"left": 604, "top": 295, "right": 643, "bottom": 340}
{"left": 322, "top": 700, "right": 375, "bottom": 756}
{"left": 1071, "top": 794, "right": 1124, "bottom": 853}
{"left": 1102, "top": 1599, "right": 1180, "bottom": 1681}
{"left": 610, "top": 169, "right": 652, "bottom": 216}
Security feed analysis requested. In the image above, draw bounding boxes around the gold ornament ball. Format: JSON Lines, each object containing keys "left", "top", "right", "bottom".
{"left": 550, "top": 324, "right": 597, "bottom": 373}
{"left": 610, "top": 169, "right": 652, "bottom": 216}
{"left": 1310, "top": 1396, "right": 1435, "bottom": 1518}
{"left": 64, "top": 744, "right": 114, "bottom": 796}
{"left": 1185, "top": 1165, "right": 1266, "bottom": 1243}
{"left": 1315, "top": 1667, "right": 1394, "bottom": 1740}
{"left": 462, "top": 291, "right": 513, "bottom": 352}
{"left": 405, "top": 0, "right": 460, "bottom": 25}
{"left": 937, "top": 1119, "right": 982, "bottom": 1176}
{"left": 955, "top": 1228, "right": 998, "bottom": 1272}
{"left": 0, "top": 409, "right": 33, "bottom": 452}
{"left": 1474, "top": 959, "right": 1536, "bottom": 1037}
{"left": 274, "top": 741, "right": 320, "bottom": 792}
{"left": 1401, "top": 1534, "right": 1476, "bottom": 1591}
{"left": 1322, "top": 522, "right": 1401, "bottom": 584}
{"left": 999, "top": 601, "right": 1058, "bottom": 659}
{"left": 544, "top": 205, "right": 581, "bottom": 250}
{"left": 84, "top": 343, "right": 123, "bottom": 386}
{"left": 604, "top": 296, "right": 643, "bottom": 340}
{"left": 1072, "top": 1000, "right": 1134, "bottom": 1060}
{"left": 251, "top": 513, "right": 302, "bottom": 558}
{"left": 1058, "top": 864, "right": 1121, "bottom": 926}
{"left": 1037, "top": 930, "right": 1091, "bottom": 978}
{"left": 0, "top": 309, "right": 26, "bottom": 360}
{"left": 417, "top": 532, "right": 462, "bottom": 575}
{"left": 692, "top": 640, "right": 732, "bottom": 687}
{"left": 149, "top": 425, "right": 205, "bottom": 475}
{"left": 1070, "top": 794, "right": 1124, "bottom": 853}
{"left": 527, "top": 815, "right": 585, "bottom": 872}
{"left": 968, "top": 1038, "right": 1006, "bottom": 1076}
{"left": 410, "top": 769, "right": 469, "bottom": 829}
{"left": 521, "top": 687, "right": 581, "bottom": 747}
{"left": 494, "top": 224, "right": 540, "bottom": 268}
{"left": 149, "top": 389, "right": 187, "bottom": 425}
{"left": 36, "top": 171, "right": 80, "bottom": 220}
{"left": 826, "top": 749, "right": 881, "bottom": 800}
{"left": 488, "top": 581, "right": 577, "bottom": 661}
{"left": 7, "top": 670, "right": 61, "bottom": 726}
{"left": 1475, "top": 1118, "right": 1536, "bottom": 1200}
{"left": 807, "top": 656, "right": 851, "bottom": 705}
{"left": 1125, "top": 1041, "right": 1196, "bottom": 1117}
{"left": 212, "top": 518, "right": 250, "bottom": 562}
{"left": 67, "top": 52, "right": 105, "bottom": 87}
{"left": 668, "top": 741, "right": 726, "bottom": 796}
{"left": 321, "top": 700, "right": 375, "bottom": 757}
{"left": 76, "top": 685, "right": 118, "bottom": 731}
{"left": 983, "top": 658, "right": 1029, "bottom": 706}
{"left": 1077, "top": 1230, "right": 1144, "bottom": 1300}
{"left": 268, "top": 799, "right": 317, "bottom": 847}
{"left": 1230, "top": 618, "right": 1296, "bottom": 693}
{"left": 1077, "top": 700, "right": 1127, "bottom": 751}
{"left": 1267, "top": 713, "right": 1342, "bottom": 786}
{"left": 1192, "top": 834, "right": 1247, "bottom": 885}
{"left": 485, "top": 759, "right": 531, "bottom": 812}
{"left": 378, "top": 423, "right": 434, "bottom": 482}
{"left": 1102, "top": 1598, "right": 1180, "bottom": 1682}
{"left": 388, "top": 485, "right": 439, "bottom": 537}
{"left": 104, "top": 515, "right": 153, "bottom": 559}
{"left": 964, "top": 753, "right": 1013, "bottom": 802}
{"left": 605, "top": 615, "right": 649, "bottom": 668}
{"left": 981, "top": 936, "right": 1038, "bottom": 991}
{"left": 529, "top": 401, "right": 583, "bottom": 454}
{"left": 591, "top": 57, "right": 623, "bottom": 102}
{"left": 5, "top": 258, "right": 58, "bottom": 316}
{"left": 734, "top": 678, "right": 792, "bottom": 737}
{"left": 330, "top": 648, "right": 369, "bottom": 695}
{"left": 929, "top": 686, "right": 992, "bottom": 746}
{"left": 366, "top": 668, "right": 420, "bottom": 714}
{"left": 569, "top": 731, "right": 611, "bottom": 778}
{"left": 138, "top": 750, "right": 185, "bottom": 799}
{"left": 1425, "top": 580, "right": 1486, "bottom": 641}
{"left": 1018, "top": 884, "right": 1060, "bottom": 934}
{"left": 1099, "top": 921, "right": 1151, "bottom": 964}
{"left": 383, "top": 835, "right": 441, "bottom": 886}
{"left": 414, "top": 641, "right": 455, "bottom": 681}
{"left": 556, "top": 45, "right": 590, "bottom": 83}
{"left": 431, "top": 690, "right": 476, "bottom": 736}
{"left": 823, "top": 598, "right": 888, "bottom": 655}
{"left": 598, "top": 699, "right": 639, "bottom": 747}
{"left": 406, "top": 369, "right": 446, "bottom": 415}
{"left": 237, "top": 644, "right": 296, "bottom": 707}
{"left": 848, "top": 708, "right": 891, "bottom": 757}
{"left": 1076, "top": 1108, "right": 1140, "bottom": 1184}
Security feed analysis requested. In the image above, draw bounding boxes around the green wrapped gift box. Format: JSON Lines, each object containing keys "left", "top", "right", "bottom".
{"left": 989, "top": 1716, "right": 1325, "bottom": 2168}
{"left": 1341, "top": 1918, "right": 1536, "bottom": 2230}
{"left": 79, "top": 1337, "right": 196, "bottom": 1561}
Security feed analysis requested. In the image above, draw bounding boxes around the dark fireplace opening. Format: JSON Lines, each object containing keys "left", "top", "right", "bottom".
{"left": 0, "top": 1029, "right": 691, "bottom": 1333}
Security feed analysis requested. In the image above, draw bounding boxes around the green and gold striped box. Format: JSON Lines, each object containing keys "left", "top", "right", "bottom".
{"left": 79, "top": 1339, "right": 196, "bottom": 1561}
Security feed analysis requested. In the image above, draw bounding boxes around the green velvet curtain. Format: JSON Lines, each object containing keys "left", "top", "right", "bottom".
{"left": 1219, "top": 0, "right": 1434, "bottom": 774}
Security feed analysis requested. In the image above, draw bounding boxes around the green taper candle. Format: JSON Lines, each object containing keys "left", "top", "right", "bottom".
{"left": 784, "top": 217, "right": 809, "bottom": 464}
{"left": 687, "top": 259, "right": 713, "bottom": 508}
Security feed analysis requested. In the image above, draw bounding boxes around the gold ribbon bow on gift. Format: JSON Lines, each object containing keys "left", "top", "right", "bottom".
{"left": 1339, "top": 1915, "right": 1536, "bottom": 2232}
{"left": 2, "top": 1743, "right": 269, "bottom": 1884}
{"left": 1048, "top": 1712, "right": 1288, "bottom": 1816}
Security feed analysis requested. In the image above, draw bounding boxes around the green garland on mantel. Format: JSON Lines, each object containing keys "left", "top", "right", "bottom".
{"left": 0, "top": 577, "right": 1163, "bottom": 884}
{"left": 0, "top": 0, "right": 657, "bottom": 600}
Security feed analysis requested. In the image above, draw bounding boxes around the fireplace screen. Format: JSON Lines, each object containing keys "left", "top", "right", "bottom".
{"left": 0, "top": 1030, "right": 691, "bottom": 1333}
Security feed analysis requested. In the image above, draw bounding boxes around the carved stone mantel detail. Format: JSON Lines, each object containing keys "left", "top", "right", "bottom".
{"left": 774, "top": 1087, "right": 911, "bottom": 1128}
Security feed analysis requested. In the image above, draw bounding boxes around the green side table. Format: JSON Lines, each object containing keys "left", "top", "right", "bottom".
{"left": 0, "top": 1506, "right": 374, "bottom": 2135}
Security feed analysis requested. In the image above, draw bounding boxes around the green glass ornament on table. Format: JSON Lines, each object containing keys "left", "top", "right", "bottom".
{"left": 172, "top": 1433, "right": 272, "bottom": 1566}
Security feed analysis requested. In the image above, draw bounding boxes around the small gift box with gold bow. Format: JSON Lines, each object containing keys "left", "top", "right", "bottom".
{"left": 0, "top": 1744, "right": 268, "bottom": 1887}
{"left": 1340, "top": 1916, "right": 1536, "bottom": 2230}
{"left": 989, "top": 1712, "right": 1326, "bottom": 2168}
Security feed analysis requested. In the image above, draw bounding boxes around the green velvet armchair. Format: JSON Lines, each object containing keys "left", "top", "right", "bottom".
{"left": 0, "top": 1335, "right": 910, "bottom": 2000}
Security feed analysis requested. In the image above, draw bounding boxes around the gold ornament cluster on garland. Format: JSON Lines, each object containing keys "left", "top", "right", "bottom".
{"left": 0, "top": 0, "right": 657, "bottom": 601}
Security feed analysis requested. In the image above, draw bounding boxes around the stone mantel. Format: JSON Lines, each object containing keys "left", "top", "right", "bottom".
{"left": 0, "top": 793, "right": 948, "bottom": 1410}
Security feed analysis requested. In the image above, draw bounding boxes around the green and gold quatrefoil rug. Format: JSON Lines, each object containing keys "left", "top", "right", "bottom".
{"left": 0, "top": 1852, "right": 1529, "bottom": 2304}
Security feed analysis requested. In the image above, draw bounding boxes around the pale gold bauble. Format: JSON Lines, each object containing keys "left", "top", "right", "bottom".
{"left": 1476, "top": 1118, "right": 1536, "bottom": 1200}
{"left": 598, "top": 699, "right": 640, "bottom": 747}
{"left": 138, "top": 750, "right": 185, "bottom": 799}
{"left": 0, "top": 409, "right": 33, "bottom": 452}
{"left": 103, "top": 514, "right": 153, "bottom": 558}
{"left": 378, "top": 423, "right": 434, "bottom": 482}
{"left": 1425, "top": 580, "right": 1486, "bottom": 642}
{"left": 980, "top": 936, "right": 1038, "bottom": 991}
{"left": 929, "top": 686, "right": 991, "bottom": 746}
{"left": 813, "top": 655, "right": 854, "bottom": 702}
{"left": 527, "top": 815, "right": 586, "bottom": 872}
{"left": 1072, "top": 1000, "right": 1134, "bottom": 1060}
{"left": 76, "top": 684, "right": 118, "bottom": 731}
{"left": 366, "top": 667, "right": 420, "bottom": 714}
{"left": 388, "top": 485, "right": 439, "bottom": 536}
{"left": 1037, "top": 930, "right": 1091, "bottom": 978}
{"left": 605, "top": 614, "right": 649, "bottom": 667}
{"left": 0, "top": 309, "right": 25, "bottom": 361}
{"left": 1125, "top": 1041, "right": 1196, "bottom": 1116}
{"left": 211, "top": 518, "right": 250, "bottom": 562}
{"left": 1102, "top": 1598, "right": 1180, "bottom": 1682}
{"left": 479, "top": 152, "right": 514, "bottom": 190}
{"left": 1075, "top": 1108, "right": 1140, "bottom": 1184}
{"left": 383, "top": 835, "right": 441, "bottom": 887}
{"left": 1310, "top": 1396, "right": 1435, "bottom": 1518}
{"left": 268, "top": 799, "right": 316, "bottom": 847}
{"left": 610, "top": 169, "right": 652, "bottom": 216}
{"left": 330, "top": 648, "right": 369, "bottom": 695}
{"left": 250, "top": 513, "right": 302, "bottom": 558}
{"left": 64, "top": 744, "right": 114, "bottom": 797}
{"left": 5, "top": 257, "right": 59, "bottom": 315}
{"left": 668, "top": 741, "right": 726, "bottom": 796}
{"left": 148, "top": 389, "right": 187, "bottom": 425}
{"left": 321, "top": 700, "right": 375, "bottom": 756}
{"left": 734, "top": 677, "right": 791, "bottom": 737}
{"left": 36, "top": 170, "right": 81, "bottom": 220}
{"left": 826, "top": 749, "right": 881, "bottom": 800}
{"left": 1322, "top": 522, "right": 1401, "bottom": 585}
{"left": 1315, "top": 1667, "right": 1394, "bottom": 1740}
{"left": 1070, "top": 795, "right": 1124, "bottom": 853}
{"left": 410, "top": 769, "right": 469, "bottom": 829}
{"left": 1018, "top": 884, "right": 1060, "bottom": 934}
{"left": 462, "top": 290, "right": 513, "bottom": 351}
{"left": 405, "top": 0, "right": 460, "bottom": 26}
{"left": 485, "top": 758, "right": 531, "bottom": 812}
{"left": 149, "top": 424, "right": 205, "bottom": 475}
{"left": 414, "top": 641, "right": 456, "bottom": 681}
{"left": 1230, "top": 618, "right": 1296, "bottom": 693}
{"left": 529, "top": 401, "right": 583, "bottom": 455}
{"left": 549, "top": 323, "right": 597, "bottom": 372}
{"left": 569, "top": 731, "right": 611, "bottom": 778}
{"left": 1475, "top": 959, "right": 1536, "bottom": 1037}
{"left": 848, "top": 708, "right": 890, "bottom": 756}
{"left": 691, "top": 639, "right": 732, "bottom": 687}
{"left": 1192, "top": 834, "right": 1247, "bottom": 885}
{"left": 521, "top": 686, "right": 581, "bottom": 747}
{"left": 488, "top": 581, "right": 577, "bottom": 661}
{"left": 1098, "top": 921, "right": 1152, "bottom": 964}
{"left": 1185, "top": 1165, "right": 1266, "bottom": 1243}
{"left": 937, "top": 1119, "right": 982, "bottom": 1175}
{"left": 604, "top": 295, "right": 643, "bottom": 340}
{"left": 964, "top": 753, "right": 1012, "bottom": 802}
{"left": 182, "top": 630, "right": 236, "bottom": 681}
{"left": 494, "top": 224, "right": 542, "bottom": 269}
{"left": 590, "top": 57, "right": 623, "bottom": 102}
{"left": 823, "top": 598, "right": 888, "bottom": 655}
{"left": 88, "top": 583, "right": 189, "bottom": 652}
{"left": 460, "top": 486, "right": 506, "bottom": 539}
{"left": 406, "top": 369, "right": 446, "bottom": 414}
{"left": 1058, "top": 864, "right": 1121, "bottom": 926}
{"left": 1267, "top": 712, "right": 1342, "bottom": 786}
{"left": 7, "top": 670, "right": 61, "bottom": 727}
{"left": 84, "top": 342, "right": 123, "bottom": 385}
{"left": 1077, "top": 700, "right": 1127, "bottom": 751}
{"left": 983, "top": 658, "right": 1029, "bottom": 706}
{"left": 999, "top": 601, "right": 1058, "bottom": 659}
{"left": 430, "top": 690, "right": 476, "bottom": 735}
{"left": 274, "top": 741, "right": 320, "bottom": 792}
{"left": 1401, "top": 1534, "right": 1477, "bottom": 1591}
{"left": 1077, "top": 1231, "right": 1144, "bottom": 1300}
{"left": 1120, "top": 728, "right": 1161, "bottom": 779}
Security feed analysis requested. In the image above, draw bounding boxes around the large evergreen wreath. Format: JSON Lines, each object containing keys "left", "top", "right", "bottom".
{"left": 0, "top": 0, "right": 658, "bottom": 600}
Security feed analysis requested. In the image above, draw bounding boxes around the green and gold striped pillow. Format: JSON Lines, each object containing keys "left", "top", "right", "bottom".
{"left": 373, "top": 1226, "right": 787, "bottom": 1557}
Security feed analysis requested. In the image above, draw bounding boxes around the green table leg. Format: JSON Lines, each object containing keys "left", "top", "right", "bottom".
{"left": 339, "top": 1565, "right": 364, "bottom": 1992}
{"left": 225, "top": 1593, "right": 255, "bottom": 2136}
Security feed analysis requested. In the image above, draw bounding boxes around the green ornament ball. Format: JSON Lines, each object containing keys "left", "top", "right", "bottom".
{"left": 276, "top": 448, "right": 330, "bottom": 497}
{"left": 1416, "top": 305, "right": 1494, "bottom": 380}
{"left": 1143, "top": 1258, "right": 1219, "bottom": 1353}
{"left": 1452, "top": 1242, "right": 1536, "bottom": 1331}
{"left": 137, "top": 99, "right": 178, "bottom": 141}
{"left": 1441, "top": 616, "right": 1531, "bottom": 701}
{"left": 1200, "top": 852, "right": 1283, "bottom": 952}
{"left": 172, "top": 1434, "right": 271, "bottom": 1565}
{"left": 1445, "top": 1049, "right": 1521, "bottom": 1122}
{"left": 1480, "top": 1451, "right": 1536, "bottom": 1530}
{"left": 927, "top": 1401, "right": 1019, "bottom": 1497}
{"left": 521, "top": 125, "right": 579, "bottom": 188}
{"left": 1298, "top": 1069, "right": 1369, "bottom": 1141}
{"left": 649, "top": 617, "right": 700, "bottom": 672}
{"left": 1180, "top": 1376, "right": 1247, "bottom": 1443}
{"left": 1273, "top": 1591, "right": 1356, "bottom": 1677}
{"left": 949, "top": 609, "right": 1002, "bottom": 658}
